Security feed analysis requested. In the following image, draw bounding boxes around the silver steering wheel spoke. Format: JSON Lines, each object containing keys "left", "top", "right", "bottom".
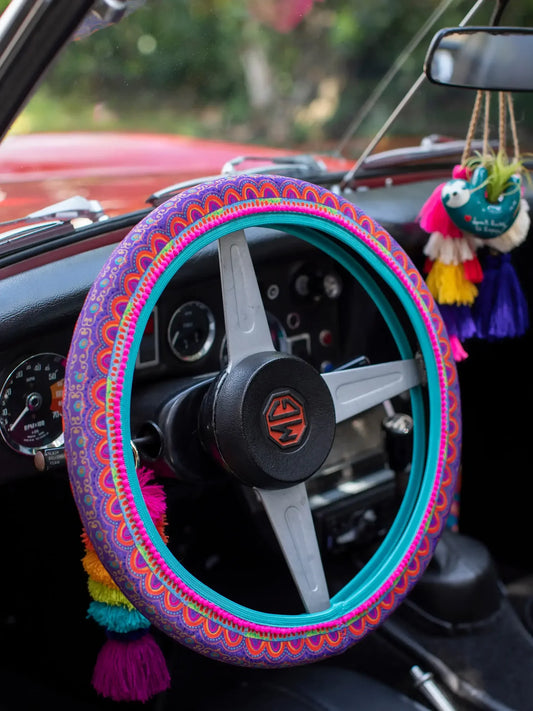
{"left": 255, "top": 483, "right": 330, "bottom": 613}
{"left": 218, "top": 229, "right": 274, "bottom": 369}
{"left": 322, "top": 358, "right": 421, "bottom": 423}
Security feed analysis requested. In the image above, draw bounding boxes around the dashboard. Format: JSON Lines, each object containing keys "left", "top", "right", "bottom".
{"left": 133, "top": 243, "right": 346, "bottom": 379}
{"left": 1, "top": 174, "right": 530, "bottom": 579}
{"left": 0, "top": 221, "right": 413, "bottom": 563}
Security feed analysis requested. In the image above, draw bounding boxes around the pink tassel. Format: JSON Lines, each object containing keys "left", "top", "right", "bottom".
{"left": 449, "top": 334, "right": 469, "bottom": 362}
{"left": 418, "top": 184, "right": 463, "bottom": 238}
{"left": 92, "top": 631, "right": 171, "bottom": 703}
{"left": 137, "top": 466, "right": 167, "bottom": 528}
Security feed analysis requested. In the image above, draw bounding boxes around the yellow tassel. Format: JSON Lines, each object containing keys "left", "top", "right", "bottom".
{"left": 88, "top": 578, "right": 135, "bottom": 609}
{"left": 426, "top": 260, "right": 478, "bottom": 306}
{"left": 82, "top": 548, "right": 116, "bottom": 587}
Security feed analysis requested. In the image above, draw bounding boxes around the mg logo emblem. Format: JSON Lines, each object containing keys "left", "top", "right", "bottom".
{"left": 264, "top": 392, "right": 307, "bottom": 449}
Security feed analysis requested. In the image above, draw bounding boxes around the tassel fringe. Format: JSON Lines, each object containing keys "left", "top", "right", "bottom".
{"left": 88, "top": 578, "right": 135, "bottom": 608}
{"left": 426, "top": 261, "right": 478, "bottom": 306}
{"left": 474, "top": 252, "right": 529, "bottom": 339}
{"left": 438, "top": 304, "right": 478, "bottom": 342}
{"left": 87, "top": 601, "right": 151, "bottom": 634}
{"left": 423, "top": 232, "right": 475, "bottom": 264}
{"left": 91, "top": 631, "right": 171, "bottom": 703}
{"left": 419, "top": 184, "right": 463, "bottom": 238}
{"left": 82, "top": 467, "right": 171, "bottom": 702}
{"left": 419, "top": 162, "right": 529, "bottom": 357}
{"left": 82, "top": 548, "right": 116, "bottom": 586}
{"left": 449, "top": 335, "right": 469, "bottom": 362}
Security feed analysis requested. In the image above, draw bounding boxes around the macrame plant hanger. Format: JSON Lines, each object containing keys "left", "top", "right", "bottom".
{"left": 419, "top": 88, "right": 529, "bottom": 362}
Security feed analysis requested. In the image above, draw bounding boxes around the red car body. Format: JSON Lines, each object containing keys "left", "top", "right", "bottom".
{"left": 0, "top": 132, "right": 353, "bottom": 221}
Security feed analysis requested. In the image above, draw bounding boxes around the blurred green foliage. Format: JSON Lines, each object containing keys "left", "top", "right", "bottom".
{"left": 8, "top": 0, "right": 533, "bottom": 155}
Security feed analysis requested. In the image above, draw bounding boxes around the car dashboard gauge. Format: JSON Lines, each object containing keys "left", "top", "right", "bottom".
{"left": 167, "top": 300, "right": 216, "bottom": 362}
{"left": 0, "top": 352, "right": 66, "bottom": 455}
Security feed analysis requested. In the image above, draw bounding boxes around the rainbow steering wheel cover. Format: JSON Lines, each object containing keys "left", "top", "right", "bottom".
{"left": 64, "top": 175, "right": 461, "bottom": 666}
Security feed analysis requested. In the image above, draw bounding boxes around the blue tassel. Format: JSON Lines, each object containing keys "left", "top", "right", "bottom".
{"left": 474, "top": 252, "right": 529, "bottom": 340}
{"left": 439, "top": 304, "right": 477, "bottom": 342}
{"left": 87, "top": 600, "right": 151, "bottom": 634}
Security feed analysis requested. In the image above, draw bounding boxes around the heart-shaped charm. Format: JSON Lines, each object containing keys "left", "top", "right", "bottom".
{"left": 441, "top": 165, "right": 521, "bottom": 239}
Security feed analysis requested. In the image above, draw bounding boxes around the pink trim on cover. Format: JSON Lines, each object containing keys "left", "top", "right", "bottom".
{"left": 106, "top": 202, "right": 449, "bottom": 636}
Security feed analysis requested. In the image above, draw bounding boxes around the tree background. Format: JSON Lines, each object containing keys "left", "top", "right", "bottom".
{"left": 8, "top": 0, "right": 533, "bottom": 157}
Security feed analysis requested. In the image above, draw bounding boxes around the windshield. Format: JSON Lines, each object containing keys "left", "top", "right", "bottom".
{"left": 2, "top": 0, "right": 533, "bottom": 220}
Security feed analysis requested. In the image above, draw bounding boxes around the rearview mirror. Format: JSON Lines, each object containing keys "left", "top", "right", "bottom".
{"left": 425, "top": 27, "right": 533, "bottom": 92}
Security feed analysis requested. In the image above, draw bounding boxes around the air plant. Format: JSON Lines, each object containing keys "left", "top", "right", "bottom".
{"left": 466, "top": 149, "right": 529, "bottom": 203}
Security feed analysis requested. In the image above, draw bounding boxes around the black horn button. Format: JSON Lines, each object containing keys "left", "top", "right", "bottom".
{"left": 200, "top": 352, "right": 336, "bottom": 489}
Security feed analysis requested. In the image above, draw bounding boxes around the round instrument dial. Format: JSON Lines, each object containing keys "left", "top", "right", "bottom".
{"left": 167, "top": 301, "right": 216, "bottom": 362}
{"left": 0, "top": 353, "right": 66, "bottom": 455}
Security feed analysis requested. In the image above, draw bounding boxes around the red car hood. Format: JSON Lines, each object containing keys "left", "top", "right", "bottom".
{"left": 0, "top": 132, "right": 352, "bottom": 221}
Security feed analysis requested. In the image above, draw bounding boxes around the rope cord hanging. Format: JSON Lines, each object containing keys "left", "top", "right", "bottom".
{"left": 461, "top": 89, "right": 520, "bottom": 166}
{"left": 461, "top": 89, "right": 483, "bottom": 166}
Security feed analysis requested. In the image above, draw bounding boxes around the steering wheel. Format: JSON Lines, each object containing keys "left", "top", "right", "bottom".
{"left": 63, "top": 175, "right": 460, "bottom": 667}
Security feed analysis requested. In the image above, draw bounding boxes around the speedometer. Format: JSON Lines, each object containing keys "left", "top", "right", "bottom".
{"left": 0, "top": 353, "right": 65, "bottom": 455}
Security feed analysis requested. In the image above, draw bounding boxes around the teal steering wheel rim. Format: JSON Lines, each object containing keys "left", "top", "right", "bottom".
{"left": 64, "top": 175, "right": 460, "bottom": 666}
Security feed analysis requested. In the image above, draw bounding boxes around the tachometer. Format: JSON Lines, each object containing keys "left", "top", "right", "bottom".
{"left": 0, "top": 353, "right": 65, "bottom": 455}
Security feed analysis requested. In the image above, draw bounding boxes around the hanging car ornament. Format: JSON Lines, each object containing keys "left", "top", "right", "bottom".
{"left": 419, "top": 90, "right": 529, "bottom": 362}
{"left": 441, "top": 164, "right": 521, "bottom": 239}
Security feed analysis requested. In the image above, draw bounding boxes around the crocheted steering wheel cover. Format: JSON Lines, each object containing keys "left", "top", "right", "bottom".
{"left": 64, "top": 175, "right": 460, "bottom": 666}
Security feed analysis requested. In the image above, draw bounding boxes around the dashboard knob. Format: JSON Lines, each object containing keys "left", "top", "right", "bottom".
{"left": 292, "top": 265, "right": 342, "bottom": 302}
{"left": 34, "top": 446, "right": 66, "bottom": 472}
{"left": 382, "top": 413, "right": 414, "bottom": 474}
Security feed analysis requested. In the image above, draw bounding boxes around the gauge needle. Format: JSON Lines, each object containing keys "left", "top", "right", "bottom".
{"left": 171, "top": 330, "right": 181, "bottom": 348}
{"left": 9, "top": 406, "right": 29, "bottom": 431}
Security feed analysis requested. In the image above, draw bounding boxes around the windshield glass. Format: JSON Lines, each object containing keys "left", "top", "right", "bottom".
{"left": 2, "top": 0, "right": 533, "bottom": 219}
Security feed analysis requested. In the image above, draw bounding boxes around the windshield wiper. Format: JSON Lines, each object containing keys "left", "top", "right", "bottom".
{"left": 0, "top": 194, "right": 107, "bottom": 232}
{"left": 0, "top": 195, "right": 108, "bottom": 255}
{"left": 147, "top": 154, "right": 330, "bottom": 207}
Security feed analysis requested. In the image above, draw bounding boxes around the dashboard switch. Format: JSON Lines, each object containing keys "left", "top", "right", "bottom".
{"left": 288, "top": 334, "right": 311, "bottom": 359}
{"left": 319, "top": 329, "right": 333, "bottom": 347}
{"left": 286, "top": 312, "right": 301, "bottom": 330}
